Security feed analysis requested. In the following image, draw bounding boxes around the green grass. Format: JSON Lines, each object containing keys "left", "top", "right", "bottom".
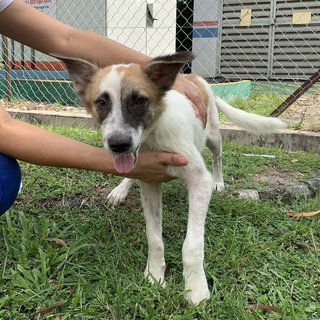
{"left": 230, "top": 92, "right": 284, "bottom": 117}
{"left": 216, "top": 91, "right": 284, "bottom": 125}
{"left": 1, "top": 126, "right": 319, "bottom": 319}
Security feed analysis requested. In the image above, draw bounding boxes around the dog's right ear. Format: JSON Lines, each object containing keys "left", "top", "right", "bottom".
{"left": 143, "top": 51, "right": 194, "bottom": 92}
{"left": 51, "top": 54, "right": 98, "bottom": 97}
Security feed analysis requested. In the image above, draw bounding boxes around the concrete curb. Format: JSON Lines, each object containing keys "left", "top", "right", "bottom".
{"left": 220, "top": 125, "right": 320, "bottom": 152}
{"left": 8, "top": 108, "right": 95, "bottom": 129}
{"left": 8, "top": 108, "right": 320, "bottom": 152}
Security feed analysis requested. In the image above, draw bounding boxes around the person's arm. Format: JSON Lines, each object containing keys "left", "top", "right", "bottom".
{"left": 0, "top": 0, "right": 148, "bottom": 66}
{"left": 0, "top": 108, "right": 188, "bottom": 182}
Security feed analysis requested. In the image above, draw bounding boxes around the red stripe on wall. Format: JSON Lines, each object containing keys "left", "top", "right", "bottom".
{"left": 8, "top": 61, "right": 65, "bottom": 71}
{"left": 193, "top": 21, "right": 218, "bottom": 27}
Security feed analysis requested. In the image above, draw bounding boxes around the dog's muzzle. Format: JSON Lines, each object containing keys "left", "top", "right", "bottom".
{"left": 108, "top": 134, "right": 132, "bottom": 154}
{"left": 107, "top": 134, "right": 138, "bottom": 174}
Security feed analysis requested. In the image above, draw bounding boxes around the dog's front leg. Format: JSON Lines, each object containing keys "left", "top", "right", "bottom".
{"left": 140, "top": 182, "right": 165, "bottom": 285}
{"left": 107, "top": 178, "right": 135, "bottom": 207}
{"left": 182, "top": 168, "right": 213, "bottom": 305}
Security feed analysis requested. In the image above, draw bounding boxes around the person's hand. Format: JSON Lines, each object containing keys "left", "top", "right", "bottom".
{"left": 123, "top": 151, "right": 188, "bottom": 183}
{"left": 173, "top": 74, "right": 207, "bottom": 127}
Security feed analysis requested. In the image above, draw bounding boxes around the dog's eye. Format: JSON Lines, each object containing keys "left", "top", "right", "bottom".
{"left": 135, "top": 95, "right": 148, "bottom": 107}
{"left": 95, "top": 92, "right": 110, "bottom": 109}
{"left": 95, "top": 99, "right": 107, "bottom": 108}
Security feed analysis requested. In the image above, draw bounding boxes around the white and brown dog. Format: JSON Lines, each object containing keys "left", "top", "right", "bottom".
{"left": 58, "top": 52, "right": 284, "bottom": 305}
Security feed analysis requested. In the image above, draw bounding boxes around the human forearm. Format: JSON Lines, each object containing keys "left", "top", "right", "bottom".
{"left": 62, "top": 29, "right": 149, "bottom": 67}
{"left": 0, "top": 115, "right": 114, "bottom": 172}
{"left": 0, "top": 109, "right": 188, "bottom": 182}
{"left": 0, "top": 0, "right": 149, "bottom": 67}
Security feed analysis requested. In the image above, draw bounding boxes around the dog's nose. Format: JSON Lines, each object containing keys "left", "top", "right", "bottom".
{"left": 108, "top": 134, "right": 132, "bottom": 153}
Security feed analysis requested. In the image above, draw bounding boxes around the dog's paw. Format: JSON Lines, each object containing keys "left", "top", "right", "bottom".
{"left": 107, "top": 185, "right": 129, "bottom": 207}
{"left": 144, "top": 264, "right": 166, "bottom": 288}
{"left": 213, "top": 182, "right": 225, "bottom": 192}
{"left": 184, "top": 271, "right": 210, "bottom": 305}
{"left": 185, "top": 285, "right": 210, "bottom": 305}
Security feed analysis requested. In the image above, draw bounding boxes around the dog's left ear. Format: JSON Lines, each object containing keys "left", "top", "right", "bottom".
{"left": 51, "top": 54, "right": 98, "bottom": 97}
{"left": 143, "top": 51, "right": 195, "bottom": 91}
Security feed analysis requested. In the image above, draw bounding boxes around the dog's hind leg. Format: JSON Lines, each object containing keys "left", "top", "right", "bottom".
{"left": 107, "top": 178, "right": 135, "bottom": 207}
{"left": 206, "top": 130, "right": 224, "bottom": 192}
{"left": 181, "top": 157, "right": 213, "bottom": 305}
{"left": 207, "top": 90, "right": 224, "bottom": 192}
{"left": 140, "top": 182, "right": 166, "bottom": 285}
{"left": 206, "top": 96, "right": 225, "bottom": 192}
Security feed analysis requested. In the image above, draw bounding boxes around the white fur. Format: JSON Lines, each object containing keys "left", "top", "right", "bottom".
{"left": 107, "top": 178, "right": 134, "bottom": 207}
{"left": 99, "top": 66, "right": 124, "bottom": 149}
{"left": 215, "top": 95, "right": 284, "bottom": 135}
{"left": 99, "top": 65, "right": 123, "bottom": 96}
{"left": 140, "top": 182, "right": 166, "bottom": 285}
{"left": 105, "top": 72, "right": 284, "bottom": 305}
{"left": 99, "top": 67, "right": 144, "bottom": 153}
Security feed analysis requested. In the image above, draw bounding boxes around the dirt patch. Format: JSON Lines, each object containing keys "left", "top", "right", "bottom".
{"left": 0, "top": 98, "right": 83, "bottom": 114}
{"left": 255, "top": 168, "right": 304, "bottom": 185}
{"left": 280, "top": 94, "right": 320, "bottom": 132}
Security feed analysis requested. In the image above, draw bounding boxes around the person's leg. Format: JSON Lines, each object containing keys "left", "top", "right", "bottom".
{"left": 0, "top": 154, "right": 22, "bottom": 215}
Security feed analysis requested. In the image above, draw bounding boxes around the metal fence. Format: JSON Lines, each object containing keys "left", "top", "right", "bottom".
{"left": 1, "top": 0, "right": 320, "bottom": 120}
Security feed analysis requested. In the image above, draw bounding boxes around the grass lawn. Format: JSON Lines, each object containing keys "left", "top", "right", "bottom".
{"left": 230, "top": 92, "right": 283, "bottom": 116}
{"left": 0, "top": 125, "right": 319, "bottom": 319}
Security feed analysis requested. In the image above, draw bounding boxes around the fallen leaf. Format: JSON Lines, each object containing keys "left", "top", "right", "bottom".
{"left": 46, "top": 238, "right": 67, "bottom": 247}
{"left": 54, "top": 316, "right": 62, "bottom": 320}
{"left": 34, "top": 302, "right": 65, "bottom": 315}
{"left": 248, "top": 304, "right": 282, "bottom": 314}
{"left": 288, "top": 210, "right": 320, "bottom": 218}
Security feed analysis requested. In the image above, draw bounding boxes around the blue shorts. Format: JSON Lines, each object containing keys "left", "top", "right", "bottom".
{"left": 0, "top": 154, "right": 22, "bottom": 215}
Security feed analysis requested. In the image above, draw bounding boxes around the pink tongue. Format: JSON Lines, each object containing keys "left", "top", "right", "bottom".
{"left": 112, "top": 153, "right": 135, "bottom": 173}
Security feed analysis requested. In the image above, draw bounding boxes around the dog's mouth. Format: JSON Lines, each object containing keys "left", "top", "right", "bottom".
{"left": 112, "top": 153, "right": 136, "bottom": 173}
{"left": 112, "top": 146, "right": 140, "bottom": 174}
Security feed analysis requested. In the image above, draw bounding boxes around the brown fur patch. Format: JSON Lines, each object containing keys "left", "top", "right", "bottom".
{"left": 183, "top": 74, "right": 209, "bottom": 114}
{"left": 121, "top": 64, "right": 166, "bottom": 123}
{"left": 83, "top": 67, "right": 113, "bottom": 121}
{"left": 117, "top": 64, "right": 164, "bottom": 123}
{"left": 123, "top": 65, "right": 163, "bottom": 99}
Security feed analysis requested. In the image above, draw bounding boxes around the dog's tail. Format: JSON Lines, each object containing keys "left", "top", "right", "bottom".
{"left": 215, "top": 96, "right": 285, "bottom": 135}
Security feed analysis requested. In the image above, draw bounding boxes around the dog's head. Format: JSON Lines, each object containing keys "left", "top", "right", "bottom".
{"left": 56, "top": 52, "right": 194, "bottom": 173}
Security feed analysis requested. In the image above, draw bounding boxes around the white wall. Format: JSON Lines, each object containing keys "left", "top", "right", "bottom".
{"left": 107, "top": 0, "right": 176, "bottom": 57}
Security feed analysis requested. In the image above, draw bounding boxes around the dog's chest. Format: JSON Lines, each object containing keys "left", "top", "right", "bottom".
{"left": 141, "top": 91, "right": 206, "bottom": 154}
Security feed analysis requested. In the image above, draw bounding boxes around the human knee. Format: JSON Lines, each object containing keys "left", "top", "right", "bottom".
{"left": 0, "top": 154, "right": 22, "bottom": 215}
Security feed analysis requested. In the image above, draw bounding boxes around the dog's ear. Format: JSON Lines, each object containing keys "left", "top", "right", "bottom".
{"left": 51, "top": 54, "right": 98, "bottom": 97}
{"left": 143, "top": 51, "right": 194, "bottom": 91}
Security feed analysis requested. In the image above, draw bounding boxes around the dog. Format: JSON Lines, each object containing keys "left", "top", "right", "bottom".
{"left": 57, "top": 52, "right": 284, "bottom": 305}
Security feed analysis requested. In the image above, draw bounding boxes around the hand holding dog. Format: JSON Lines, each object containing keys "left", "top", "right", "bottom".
{"left": 173, "top": 74, "right": 207, "bottom": 127}
{"left": 123, "top": 151, "right": 188, "bottom": 182}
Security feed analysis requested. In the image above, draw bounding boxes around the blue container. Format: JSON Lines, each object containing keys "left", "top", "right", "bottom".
{"left": 0, "top": 154, "right": 22, "bottom": 215}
